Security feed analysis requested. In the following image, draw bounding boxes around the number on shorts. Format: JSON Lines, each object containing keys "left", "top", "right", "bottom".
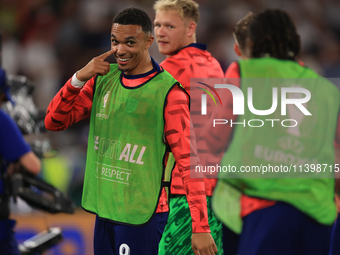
{"left": 119, "top": 243, "right": 130, "bottom": 255}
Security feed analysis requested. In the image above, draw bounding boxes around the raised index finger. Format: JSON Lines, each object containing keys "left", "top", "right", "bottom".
{"left": 97, "top": 49, "right": 115, "bottom": 60}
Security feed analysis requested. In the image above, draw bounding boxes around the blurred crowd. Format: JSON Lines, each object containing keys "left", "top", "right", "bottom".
{"left": 1, "top": 0, "right": 340, "bottom": 206}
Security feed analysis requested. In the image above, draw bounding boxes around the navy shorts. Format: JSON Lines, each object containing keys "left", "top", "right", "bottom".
{"left": 330, "top": 213, "right": 340, "bottom": 255}
{"left": 222, "top": 224, "right": 239, "bottom": 255}
{"left": 93, "top": 212, "right": 168, "bottom": 255}
{"left": 236, "top": 202, "right": 333, "bottom": 255}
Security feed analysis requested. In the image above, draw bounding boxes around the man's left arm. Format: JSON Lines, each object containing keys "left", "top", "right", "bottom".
{"left": 0, "top": 111, "right": 41, "bottom": 175}
{"left": 164, "top": 85, "right": 217, "bottom": 255}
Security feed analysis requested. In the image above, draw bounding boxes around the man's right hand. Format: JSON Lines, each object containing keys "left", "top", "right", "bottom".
{"left": 76, "top": 49, "right": 116, "bottom": 82}
{"left": 192, "top": 232, "right": 218, "bottom": 255}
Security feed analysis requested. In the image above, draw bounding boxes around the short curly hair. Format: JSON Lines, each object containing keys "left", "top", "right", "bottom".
{"left": 112, "top": 7, "right": 152, "bottom": 34}
{"left": 248, "top": 9, "right": 301, "bottom": 60}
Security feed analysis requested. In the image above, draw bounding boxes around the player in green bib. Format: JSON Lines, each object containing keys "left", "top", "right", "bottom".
{"left": 203, "top": 9, "right": 340, "bottom": 255}
{"left": 45, "top": 7, "right": 217, "bottom": 255}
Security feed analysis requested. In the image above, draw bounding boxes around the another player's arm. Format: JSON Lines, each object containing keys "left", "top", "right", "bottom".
{"left": 164, "top": 86, "right": 217, "bottom": 255}
{"left": 334, "top": 114, "right": 340, "bottom": 192}
{"left": 45, "top": 50, "right": 115, "bottom": 131}
{"left": 202, "top": 62, "right": 239, "bottom": 155}
{"left": 335, "top": 114, "right": 340, "bottom": 149}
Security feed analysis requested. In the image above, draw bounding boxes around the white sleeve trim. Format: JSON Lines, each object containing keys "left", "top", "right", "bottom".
{"left": 71, "top": 72, "right": 86, "bottom": 88}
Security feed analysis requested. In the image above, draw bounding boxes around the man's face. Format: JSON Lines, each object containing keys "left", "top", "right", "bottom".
{"left": 154, "top": 10, "right": 188, "bottom": 57}
{"left": 111, "top": 24, "right": 153, "bottom": 75}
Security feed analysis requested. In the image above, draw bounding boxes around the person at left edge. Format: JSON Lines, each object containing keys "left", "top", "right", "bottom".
{"left": 44, "top": 7, "right": 217, "bottom": 255}
{"left": 0, "top": 67, "right": 41, "bottom": 255}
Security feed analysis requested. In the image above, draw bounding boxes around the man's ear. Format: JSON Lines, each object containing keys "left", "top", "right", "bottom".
{"left": 145, "top": 34, "right": 154, "bottom": 50}
{"left": 187, "top": 22, "right": 196, "bottom": 37}
{"left": 234, "top": 43, "right": 242, "bottom": 57}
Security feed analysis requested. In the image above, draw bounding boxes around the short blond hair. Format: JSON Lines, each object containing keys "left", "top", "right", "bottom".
{"left": 154, "top": 0, "right": 200, "bottom": 24}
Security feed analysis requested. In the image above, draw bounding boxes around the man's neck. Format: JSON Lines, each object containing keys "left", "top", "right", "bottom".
{"left": 166, "top": 38, "right": 196, "bottom": 58}
{"left": 124, "top": 55, "right": 153, "bottom": 76}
